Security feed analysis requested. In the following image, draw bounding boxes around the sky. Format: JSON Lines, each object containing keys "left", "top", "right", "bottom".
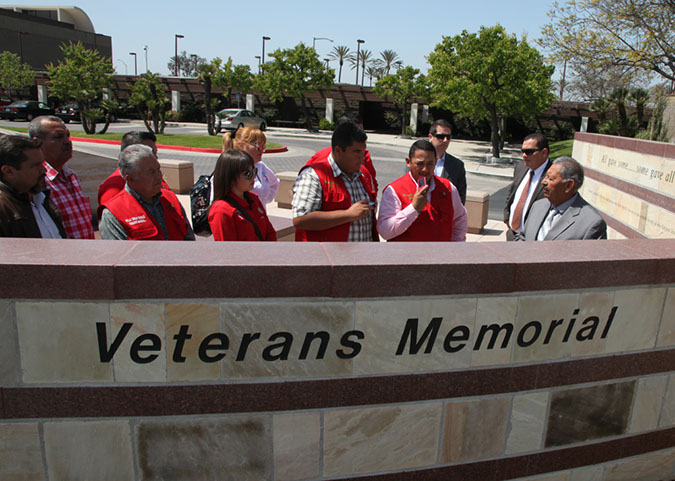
{"left": 10, "top": 0, "right": 557, "bottom": 77}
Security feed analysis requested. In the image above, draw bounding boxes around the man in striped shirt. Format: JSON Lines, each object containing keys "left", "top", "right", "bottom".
{"left": 28, "top": 116, "right": 94, "bottom": 239}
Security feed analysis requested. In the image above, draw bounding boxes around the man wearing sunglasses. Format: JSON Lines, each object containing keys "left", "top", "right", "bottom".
{"left": 428, "top": 120, "right": 467, "bottom": 204}
{"left": 503, "top": 133, "right": 552, "bottom": 240}
{"left": 99, "top": 145, "right": 195, "bottom": 241}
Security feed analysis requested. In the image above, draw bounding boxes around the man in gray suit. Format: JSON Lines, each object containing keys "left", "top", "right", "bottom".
{"left": 428, "top": 120, "right": 467, "bottom": 204}
{"left": 516, "top": 156, "right": 607, "bottom": 241}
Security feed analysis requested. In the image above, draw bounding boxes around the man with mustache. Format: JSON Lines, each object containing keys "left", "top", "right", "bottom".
{"left": 0, "top": 135, "right": 66, "bottom": 238}
{"left": 28, "top": 116, "right": 94, "bottom": 239}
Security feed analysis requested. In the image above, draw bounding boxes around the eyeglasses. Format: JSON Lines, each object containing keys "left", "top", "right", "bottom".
{"left": 521, "top": 148, "right": 541, "bottom": 156}
{"left": 242, "top": 141, "right": 265, "bottom": 151}
{"left": 241, "top": 167, "right": 258, "bottom": 181}
{"left": 433, "top": 134, "right": 451, "bottom": 140}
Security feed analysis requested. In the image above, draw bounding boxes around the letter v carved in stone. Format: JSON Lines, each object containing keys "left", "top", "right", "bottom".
{"left": 96, "top": 322, "right": 132, "bottom": 362}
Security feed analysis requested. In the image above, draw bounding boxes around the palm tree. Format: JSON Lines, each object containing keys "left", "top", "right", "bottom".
{"left": 350, "top": 49, "right": 372, "bottom": 86}
{"left": 375, "top": 50, "right": 403, "bottom": 75}
{"left": 328, "top": 45, "right": 353, "bottom": 83}
{"left": 630, "top": 87, "right": 650, "bottom": 127}
{"left": 365, "top": 66, "right": 379, "bottom": 87}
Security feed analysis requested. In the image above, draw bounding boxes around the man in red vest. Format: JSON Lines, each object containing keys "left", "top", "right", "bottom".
{"left": 292, "top": 122, "right": 378, "bottom": 242}
{"left": 378, "top": 140, "right": 467, "bottom": 242}
{"left": 99, "top": 144, "right": 194, "bottom": 240}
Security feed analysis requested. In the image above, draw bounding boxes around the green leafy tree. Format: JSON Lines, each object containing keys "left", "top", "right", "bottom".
{"left": 47, "top": 42, "right": 114, "bottom": 134}
{"left": 428, "top": 25, "right": 554, "bottom": 157}
{"left": 256, "top": 43, "right": 333, "bottom": 131}
{"left": 196, "top": 58, "right": 225, "bottom": 135}
{"left": 373, "top": 66, "right": 427, "bottom": 136}
{"left": 630, "top": 87, "right": 650, "bottom": 127}
{"left": 0, "top": 51, "right": 35, "bottom": 97}
{"left": 168, "top": 51, "right": 206, "bottom": 77}
{"left": 224, "top": 63, "right": 254, "bottom": 109}
{"left": 328, "top": 45, "right": 352, "bottom": 83}
{"left": 130, "top": 72, "right": 170, "bottom": 134}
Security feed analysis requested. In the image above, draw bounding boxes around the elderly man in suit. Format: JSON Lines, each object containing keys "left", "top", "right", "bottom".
{"left": 428, "top": 119, "right": 467, "bottom": 204}
{"left": 515, "top": 156, "right": 607, "bottom": 241}
{"left": 504, "top": 133, "right": 552, "bottom": 240}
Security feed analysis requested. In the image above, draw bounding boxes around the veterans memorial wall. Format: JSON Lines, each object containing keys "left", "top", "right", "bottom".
{"left": 0, "top": 134, "right": 674, "bottom": 481}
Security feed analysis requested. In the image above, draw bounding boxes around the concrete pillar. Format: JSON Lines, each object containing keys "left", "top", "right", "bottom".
{"left": 325, "top": 98, "right": 334, "bottom": 123}
{"left": 37, "top": 85, "right": 48, "bottom": 104}
{"left": 421, "top": 104, "right": 429, "bottom": 124}
{"left": 171, "top": 91, "right": 181, "bottom": 112}
{"left": 664, "top": 95, "right": 675, "bottom": 142}
{"left": 580, "top": 117, "right": 589, "bottom": 132}
{"left": 246, "top": 94, "right": 255, "bottom": 112}
{"left": 410, "top": 103, "right": 419, "bottom": 134}
{"left": 102, "top": 88, "right": 111, "bottom": 101}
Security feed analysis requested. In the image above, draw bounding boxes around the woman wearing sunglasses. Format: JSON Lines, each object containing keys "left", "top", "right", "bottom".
{"left": 222, "top": 127, "right": 279, "bottom": 209}
{"left": 208, "top": 149, "right": 277, "bottom": 241}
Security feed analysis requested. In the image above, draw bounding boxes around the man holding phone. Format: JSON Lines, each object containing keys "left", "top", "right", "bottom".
{"left": 378, "top": 140, "right": 467, "bottom": 241}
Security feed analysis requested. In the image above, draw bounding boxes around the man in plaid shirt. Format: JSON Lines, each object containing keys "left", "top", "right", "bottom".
{"left": 28, "top": 116, "right": 94, "bottom": 239}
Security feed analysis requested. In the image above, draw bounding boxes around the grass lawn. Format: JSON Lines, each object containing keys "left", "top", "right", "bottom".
{"left": 0, "top": 127, "right": 282, "bottom": 150}
{"left": 548, "top": 139, "right": 574, "bottom": 159}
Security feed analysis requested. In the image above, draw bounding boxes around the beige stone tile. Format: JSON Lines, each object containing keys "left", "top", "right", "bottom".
{"left": 629, "top": 375, "right": 669, "bottom": 433}
{"left": 513, "top": 473, "right": 570, "bottom": 481}
{"left": 324, "top": 402, "right": 442, "bottom": 476}
{"left": 44, "top": 420, "right": 134, "bottom": 481}
{"left": 136, "top": 415, "right": 271, "bottom": 481}
{"left": 505, "top": 392, "right": 549, "bottom": 454}
{"left": 570, "top": 291, "right": 615, "bottom": 357}
{"left": 110, "top": 303, "right": 166, "bottom": 382}
{"left": 512, "top": 293, "right": 580, "bottom": 363}
{"left": 16, "top": 302, "right": 112, "bottom": 383}
{"left": 273, "top": 412, "right": 320, "bottom": 481}
{"left": 570, "top": 465, "right": 604, "bottom": 481}
{"left": 220, "top": 301, "right": 354, "bottom": 379}
{"left": 472, "top": 296, "right": 517, "bottom": 367}
{"left": 657, "top": 287, "right": 675, "bottom": 347}
{"left": 604, "top": 288, "right": 666, "bottom": 353}
{"left": 443, "top": 396, "right": 510, "bottom": 463}
{"left": 0, "top": 423, "right": 44, "bottom": 481}
{"left": 659, "top": 373, "right": 675, "bottom": 428}
{"left": 354, "top": 298, "right": 476, "bottom": 375}
{"left": 166, "top": 303, "right": 220, "bottom": 381}
{"left": 0, "top": 301, "right": 20, "bottom": 386}
{"left": 643, "top": 204, "right": 675, "bottom": 238}
{"left": 604, "top": 447, "right": 675, "bottom": 481}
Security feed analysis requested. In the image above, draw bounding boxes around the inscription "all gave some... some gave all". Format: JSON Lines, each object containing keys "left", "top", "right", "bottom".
{"left": 96, "top": 306, "right": 618, "bottom": 365}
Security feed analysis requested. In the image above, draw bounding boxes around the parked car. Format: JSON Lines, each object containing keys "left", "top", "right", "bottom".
{"left": 215, "top": 109, "right": 266, "bottom": 133}
{"left": 55, "top": 102, "right": 81, "bottom": 123}
{"left": 0, "top": 101, "right": 54, "bottom": 121}
{"left": 0, "top": 92, "right": 13, "bottom": 107}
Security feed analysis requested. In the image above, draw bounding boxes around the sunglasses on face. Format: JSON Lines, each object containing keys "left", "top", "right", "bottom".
{"left": 433, "top": 134, "right": 451, "bottom": 140}
{"left": 241, "top": 167, "right": 258, "bottom": 181}
{"left": 521, "top": 148, "right": 541, "bottom": 156}
{"left": 243, "top": 141, "right": 264, "bottom": 151}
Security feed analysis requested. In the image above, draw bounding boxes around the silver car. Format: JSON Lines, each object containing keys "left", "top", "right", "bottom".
{"left": 215, "top": 109, "right": 266, "bottom": 133}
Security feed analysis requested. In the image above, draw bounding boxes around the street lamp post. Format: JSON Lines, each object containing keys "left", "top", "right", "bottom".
{"left": 262, "top": 36, "right": 270, "bottom": 73}
{"left": 324, "top": 58, "right": 330, "bottom": 68}
{"left": 312, "top": 37, "right": 334, "bottom": 49}
{"left": 174, "top": 34, "right": 184, "bottom": 76}
{"left": 117, "top": 59, "right": 128, "bottom": 75}
{"left": 255, "top": 56, "right": 261, "bottom": 74}
{"left": 143, "top": 45, "right": 148, "bottom": 72}
{"left": 355, "top": 39, "right": 365, "bottom": 85}
{"left": 129, "top": 52, "right": 137, "bottom": 75}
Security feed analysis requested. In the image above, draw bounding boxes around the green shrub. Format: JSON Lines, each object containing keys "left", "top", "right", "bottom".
{"left": 319, "top": 118, "right": 335, "bottom": 131}
{"left": 164, "top": 110, "right": 180, "bottom": 122}
{"left": 405, "top": 125, "right": 416, "bottom": 137}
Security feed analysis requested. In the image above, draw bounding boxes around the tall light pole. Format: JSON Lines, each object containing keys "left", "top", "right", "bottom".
{"left": 355, "top": 39, "right": 365, "bottom": 85}
{"left": 174, "top": 34, "right": 184, "bottom": 76}
{"left": 262, "top": 36, "right": 270, "bottom": 73}
{"left": 129, "top": 52, "right": 137, "bottom": 75}
{"left": 255, "top": 56, "right": 261, "bottom": 74}
{"left": 313, "top": 37, "right": 333, "bottom": 49}
{"left": 117, "top": 59, "right": 128, "bottom": 75}
{"left": 324, "top": 58, "right": 330, "bottom": 68}
{"left": 143, "top": 45, "right": 148, "bottom": 72}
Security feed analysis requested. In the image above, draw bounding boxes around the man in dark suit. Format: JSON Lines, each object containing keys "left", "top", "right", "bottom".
{"left": 428, "top": 120, "right": 467, "bottom": 204}
{"left": 516, "top": 156, "right": 607, "bottom": 241}
{"left": 503, "top": 133, "right": 552, "bottom": 240}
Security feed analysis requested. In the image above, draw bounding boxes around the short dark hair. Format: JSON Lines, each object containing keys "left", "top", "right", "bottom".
{"left": 212, "top": 149, "right": 255, "bottom": 201}
{"left": 121, "top": 131, "right": 157, "bottom": 151}
{"left": 429, "top": 119, "right": 452, "bottom": 136}
{"left": 524, "top": 132, "right": 549, "bottom": 151}
{"left": 331, "top": 121, "right": 367, "bottom": 151}
{"left": 408, "top": 139, "right": 436, "bottom": 159}
{"left": 27, "top": 115, "right": 64, "bottom": 139}
{"left": 553, "top": 156, "right": 584, "bottom": 191}
{"left": 0, "top": 135, "right": 42, "bottom": 180}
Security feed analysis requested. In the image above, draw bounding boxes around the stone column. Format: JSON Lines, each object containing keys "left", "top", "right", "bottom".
{"left": 171, "top": 91, "right": 181, "bottom": 112}
{"left": 37, "top": 85, "right": 48, "bottom": 104}
{"left": 663, "top": 95, "right": 675, "bottom": 142}
{"left": 325, "top": 98, "right": 334, "bottom": 123}
{"left": 410, "top": 103, "right": 419, "bottom": 134}
{"left": 246, "top": 94, "right": 255, "bottom": 112}
{"left": 580, "top": 117, "right": 589, "bottom": 132}
{"left": 421, "top": 104, "right": 429, "bottom": 124}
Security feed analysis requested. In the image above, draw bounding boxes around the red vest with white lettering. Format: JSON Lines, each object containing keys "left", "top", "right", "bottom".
{"left": 103, "top": 188, "right": 188, "bottom": 240}
{"left": 295, "top": 155, "right": 377, "bottom": 242}
{"left": 387, "top": 174, "right": 454, "bottom": 242}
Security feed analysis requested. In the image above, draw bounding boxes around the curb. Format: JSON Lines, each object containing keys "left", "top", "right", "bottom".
{"left": 69, "top": 136, "right": 288, "bottom": 154}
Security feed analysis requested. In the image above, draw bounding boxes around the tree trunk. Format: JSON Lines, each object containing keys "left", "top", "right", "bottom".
{"left": 97, "top": 115, "right": 111, "bottom": 134}
{"left": 400, "top": 103, "right": 407, "bottom": 137}
{"left": 137, "top": 106, "right": 154, "bottom": 133}
{"left": 79, "top": 101, "right": 96, "bottom": 135}
{"left": 301, "top": 94, "right": 312, "bottom": 131}
{"left": 486, "top": 102, "right": 500, "bottom": 158}
{"left": 204, "top": 76, "right": 215, "bottom": 136}
{"left": 338, "top": 61, "right": 343, "bottom": 82}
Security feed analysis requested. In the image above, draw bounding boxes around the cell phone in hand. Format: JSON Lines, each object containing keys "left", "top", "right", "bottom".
{"left": 417, "top": 177, "right": 426, "bottom": 188}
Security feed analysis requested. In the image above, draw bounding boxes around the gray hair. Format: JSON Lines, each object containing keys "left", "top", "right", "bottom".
{"left": 553, "top": 156, "right": 584, "bottom": 191}
{"left": 27, "top": 115, "right": 64, "bottom": 139}
{"left": 118, "top": 144, "right": 154, "bottom": 176}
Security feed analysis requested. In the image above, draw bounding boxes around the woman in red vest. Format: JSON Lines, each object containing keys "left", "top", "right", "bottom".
{"left": 208, "top": 149, "right": 277, "bottom": 241}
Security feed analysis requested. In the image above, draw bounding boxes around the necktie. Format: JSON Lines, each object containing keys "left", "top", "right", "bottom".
{"left": 511, "top": 170, "right": 534, "bottom": 231}
{"left": 537, "top": 207, "right": 561, "bottom": 240}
